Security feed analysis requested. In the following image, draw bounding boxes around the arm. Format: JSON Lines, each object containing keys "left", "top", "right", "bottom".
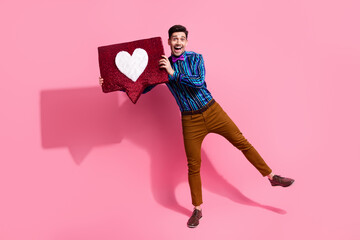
{"left": 169, "top": 54, "right": 205, "bottom": 89}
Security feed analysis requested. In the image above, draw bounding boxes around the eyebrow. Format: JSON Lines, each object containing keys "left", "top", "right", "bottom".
{"left": 172, "top": 36, "right": 186, "bottom": 39}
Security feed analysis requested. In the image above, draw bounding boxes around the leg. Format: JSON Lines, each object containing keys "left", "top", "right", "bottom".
{"left": 181, "top": 114, "right": 208, "bottom": 206}
{"left": 205, "top": 102, "right": 272, "bottom": 176}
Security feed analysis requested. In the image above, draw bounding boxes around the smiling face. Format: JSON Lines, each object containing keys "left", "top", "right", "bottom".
{"left": 168, "top": 32, "right": 188, "bottom": 56}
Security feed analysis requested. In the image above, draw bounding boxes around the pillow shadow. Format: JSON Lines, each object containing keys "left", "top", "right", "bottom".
{"left": 40, "top": 85, "right": 286, "bottom": 217}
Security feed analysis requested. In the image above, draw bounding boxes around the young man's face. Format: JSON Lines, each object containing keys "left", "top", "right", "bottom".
{"left": 168, "top": 32, "right": 188, "bottom": 56}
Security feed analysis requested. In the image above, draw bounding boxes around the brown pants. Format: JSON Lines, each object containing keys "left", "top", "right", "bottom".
{"left": 181, "top": 100, "right": 272, "bottom": 206}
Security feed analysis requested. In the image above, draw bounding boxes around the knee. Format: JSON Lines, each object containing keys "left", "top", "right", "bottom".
{"left": 232, "top": 135, "right": 253, "bottom": 151}
{"left": 241, "top": 144, "right": 254, "bottom": 152}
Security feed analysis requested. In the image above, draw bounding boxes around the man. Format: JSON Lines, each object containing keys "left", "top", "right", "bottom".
{"left": 99, "top": 25, "right": 294, "bottom": 228}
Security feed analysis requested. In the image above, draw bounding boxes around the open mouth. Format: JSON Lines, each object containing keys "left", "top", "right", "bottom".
{"left": 174, "top": 46, "right": 182, "bottom": 52}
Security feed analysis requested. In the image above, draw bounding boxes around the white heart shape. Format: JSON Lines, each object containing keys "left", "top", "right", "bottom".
{"left": 115, "top": 48, "right": 148, "bottom": 82}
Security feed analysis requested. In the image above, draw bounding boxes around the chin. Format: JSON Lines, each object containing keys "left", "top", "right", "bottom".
{"left": 173, "top": 51, "right": 184, "bottom": 56}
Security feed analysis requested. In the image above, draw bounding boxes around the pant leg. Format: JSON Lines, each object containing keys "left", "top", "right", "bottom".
{"left": 205, "top": 102, "right": 272, "bottom": 176}
{"left": 181, "top": 113, "right": 208, "bottom": 206}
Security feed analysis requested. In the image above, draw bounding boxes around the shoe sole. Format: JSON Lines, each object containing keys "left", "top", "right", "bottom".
{"left": 187, "top": 225, "right": 198, "bottom": 228}
{"left": 187, "top": 216, "right": 202, "bottom": 228}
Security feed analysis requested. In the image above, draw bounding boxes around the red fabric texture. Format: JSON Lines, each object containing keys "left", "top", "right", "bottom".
{"left": 98, "top": 37, "right": 168, "bottom": 103}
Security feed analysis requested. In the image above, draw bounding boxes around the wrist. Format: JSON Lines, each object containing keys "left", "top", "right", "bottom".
{"left": 168, "top": 71, "right": 178, "bottom": 81}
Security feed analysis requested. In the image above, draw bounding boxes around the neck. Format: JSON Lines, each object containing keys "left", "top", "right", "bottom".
{"left": 172, "top": 51, "right": 185, "bottom": 57}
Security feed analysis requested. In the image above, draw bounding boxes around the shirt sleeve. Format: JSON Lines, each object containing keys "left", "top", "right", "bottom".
{"left": 168, "top": 71, "right": 179, "bottom": 81}
{"left": 169, "top": 54, "right": 206, "bottom": 89}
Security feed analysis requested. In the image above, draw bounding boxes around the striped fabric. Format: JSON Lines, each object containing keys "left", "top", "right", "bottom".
{"left": 166, "top": 51, "right": 213, "bottom": 112}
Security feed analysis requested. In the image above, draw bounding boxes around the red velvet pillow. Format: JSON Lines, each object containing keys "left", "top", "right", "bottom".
{"left": 98, "top": 37, "right": 168, "bottom": 103}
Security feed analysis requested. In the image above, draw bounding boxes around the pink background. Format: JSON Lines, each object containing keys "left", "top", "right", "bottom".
{"left": 1, "top": 0, "right": 359, "bottom": 239}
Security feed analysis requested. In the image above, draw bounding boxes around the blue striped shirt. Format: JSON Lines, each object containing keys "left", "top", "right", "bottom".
{"left": 142, "top": 51, "right": 213, "bottom": 111}
{"left": 165, "top": 51, "right": 213, "bottom": 112}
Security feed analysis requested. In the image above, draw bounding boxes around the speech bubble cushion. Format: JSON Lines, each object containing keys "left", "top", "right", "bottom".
{"left": 98, "top": 37, "right": 168, "bottom": 103}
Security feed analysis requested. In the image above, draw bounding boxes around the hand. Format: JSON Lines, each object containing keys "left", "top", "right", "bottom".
{"left": 99, "top": 76, "right": 104, "bottom": 86}
{"left": 159, "top": 55, "right": 175, "bottom": 76}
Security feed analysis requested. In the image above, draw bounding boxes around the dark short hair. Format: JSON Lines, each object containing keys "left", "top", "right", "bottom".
{"left": 168, "top": 25, "right": 188, "bottom": 39}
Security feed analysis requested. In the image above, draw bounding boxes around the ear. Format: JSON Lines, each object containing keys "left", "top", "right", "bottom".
{"left": 168, "top": 38, "right": 171, "bottom": 46}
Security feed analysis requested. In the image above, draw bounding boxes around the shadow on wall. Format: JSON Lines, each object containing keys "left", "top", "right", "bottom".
{"left": 40, "top": 85, "right": 286, "bottom": 216}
